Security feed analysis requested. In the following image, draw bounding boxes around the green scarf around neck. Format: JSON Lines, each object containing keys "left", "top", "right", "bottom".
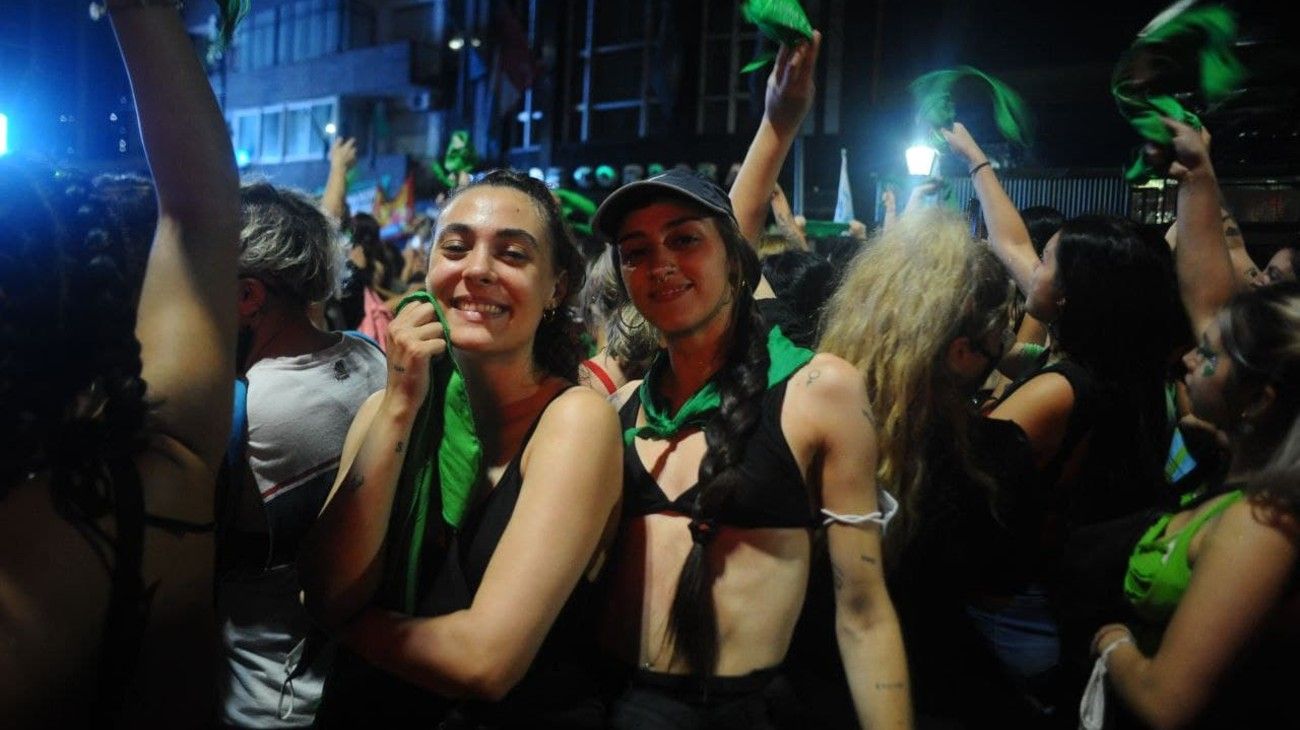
{"left": 382, "top": 292, "right": 484, "bottom": 613}
{"left": 626, "top": 325, "right": 813, "bottom": 445}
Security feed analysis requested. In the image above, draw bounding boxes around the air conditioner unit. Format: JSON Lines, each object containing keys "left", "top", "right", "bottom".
{"left": 406, "top": 91, "right": 431, "bottom": 112}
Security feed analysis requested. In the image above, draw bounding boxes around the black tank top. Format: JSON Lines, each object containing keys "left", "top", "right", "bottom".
{"left": 618, "top": 378, "right": 816, "bottom": 529}
{"left": 319, "top": 388, "right": 604, "bottom": 728}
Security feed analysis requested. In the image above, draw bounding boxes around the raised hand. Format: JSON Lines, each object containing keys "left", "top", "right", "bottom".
{"left": 383, "top": 301, "right": 446, "bottom": 414}
{"left": 765, "top": 31, "right": 823, "bottom": 136}
{"left": 1159, "top": 117, "right": 1213, "bottom": 181}
{"left": 941, "top": 122, "right": 987, "bottom": 168}
{"left": 330, "top": 136, "right": 359, "bottom": 171}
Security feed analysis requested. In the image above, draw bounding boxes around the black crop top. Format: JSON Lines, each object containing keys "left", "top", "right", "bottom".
{"left": 619, "top": 378, "right": 817, "bottom": 530}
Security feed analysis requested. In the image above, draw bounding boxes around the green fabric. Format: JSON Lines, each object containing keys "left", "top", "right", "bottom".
{"left": 625, "top": 325, "right": 813, "bottom": 445}
{"left": 1112, "top": 4, "right": 1244, "bottom": 182}
{"left": 909, "top": 66, "right": 1034, "bottom": 151}
{"left": 554, "top": 188, "right": 598, "bottom": 237}
{"left": 214, "top": 1, "right": 250, "bottom": 52}
{"left": 1124, "top": 490, "right": 1243, "bottom": 625}
{"left": 431, "top": 130, "right": 479, "bottom": 190}
{"left": 740, "top": 0, "right": 814, "bottom": 73}
{"left": 802, "top": 220, "right": 850, "bottom": 238}
{"left": 385, "top": 292, "right": 484, "bottom": 613}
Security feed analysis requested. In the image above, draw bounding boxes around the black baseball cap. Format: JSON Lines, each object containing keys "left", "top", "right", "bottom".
{"left": 592, "top": 168, "right": 738, "bottom": 244}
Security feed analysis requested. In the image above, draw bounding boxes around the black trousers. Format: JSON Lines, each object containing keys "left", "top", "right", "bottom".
{"left": 607, "top": 668, "right": 805, "bottom": 730}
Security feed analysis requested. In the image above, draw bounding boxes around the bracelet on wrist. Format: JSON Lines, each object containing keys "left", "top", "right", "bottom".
{"left": 90, "top": 1, "right": 185, "bottom": 21}
{"left": 969, "top": 161, "right": 993, "bottom": 177}
{"left": 1100, "top": 634, "right": 1134, "bottom": 666}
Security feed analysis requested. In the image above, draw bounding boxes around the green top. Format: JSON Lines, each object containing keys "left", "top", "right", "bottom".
{"left": 1124, "top": 489, "right": 1244, "bottom": 627}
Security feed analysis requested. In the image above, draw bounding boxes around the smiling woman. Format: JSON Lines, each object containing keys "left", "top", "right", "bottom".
{"left": 299, "top": 170, "right": 623, "bottom": 727}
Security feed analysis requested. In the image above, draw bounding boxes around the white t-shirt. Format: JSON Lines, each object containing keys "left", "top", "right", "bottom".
{"left": 218, "top": 334, "right": 387, "bottom": 727}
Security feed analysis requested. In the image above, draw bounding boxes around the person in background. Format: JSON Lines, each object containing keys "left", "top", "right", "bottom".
{"left": 579, "top": 249, "right": 658, "bottom": 396}
{"left": 0, "top": 6, "right": 238, "bottom": 723}
{"left": 215, "top": 183, "right": 388, "bottom": 727}
{"left": 943, "top": 119, "right": 1188, "bottom": 714}
{"left": 1089, "top": 117, "right": 1300, "bottom": 728}
{"left": 1260, "top": 243, "right": 1296, "bottom": 287}
{"left": 821, "top": 209, "right": 1048, "bottom": 725}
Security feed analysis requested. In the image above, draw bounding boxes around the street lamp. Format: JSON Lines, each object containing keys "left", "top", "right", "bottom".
{"left": 905, "top": 144, "right": 939, "bottom": 176}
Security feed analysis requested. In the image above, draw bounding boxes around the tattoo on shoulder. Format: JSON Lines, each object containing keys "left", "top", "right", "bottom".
{"left": 805, "top": 369, "right": 821, "bottom": 387}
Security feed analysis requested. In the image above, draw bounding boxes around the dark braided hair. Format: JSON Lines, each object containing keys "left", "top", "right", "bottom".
{"left": 0, "top": 159, "right": 153, "bottom": 713}
{"left": 439, "top": 170, "right": 588, "bottom": 382}
{"left": 659, "top": 218, "right": 771, "bottom": 677}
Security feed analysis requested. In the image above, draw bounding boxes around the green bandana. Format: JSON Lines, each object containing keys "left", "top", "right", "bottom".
{"left": 1112, "top": 3, "right": 1244, "bottom": 182}
{"left": 383, "top": 292, "right": 484, "bottom": 613}
{"left": 740, "top": 0, "right": 814, "bottom": 74}
{"left": 909, "top": 66, "right": 1034, "bottom": 151}
{"left": 214, "top": 1, "right": 250, "bottom": 52}
{"left": 625, "top": 326, "right": 813, "bottom": 445}
{"left": 431, "top": 130, "right": 480, "bottom": 189}
{"left": 554, "top": 188, "right": 598, "bottom": 238}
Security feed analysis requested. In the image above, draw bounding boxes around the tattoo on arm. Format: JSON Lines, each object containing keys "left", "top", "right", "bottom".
{"left": 805, "top": 369, "right": 821, "bottom": 387}
{"left": 341, "top": 471, "right": 363, "bottom": 494}
{"left": 392, "top": 365, "right": 407, "bottom": 373}
{"left": 395, "top": 441, "right": 405, "bottom": 454}
{"left": 860, "top": 554, "right": 877, "bottom": 565}
{"left": 874, "top": 681, "right": 906, "bottom": 691}
{"left": 831, "top": 562, "right": 845, "bottom": 592}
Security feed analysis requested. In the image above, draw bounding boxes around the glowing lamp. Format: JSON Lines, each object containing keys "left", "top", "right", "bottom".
{"left": 905, "top": 144, "right": 939, "bottom": 176}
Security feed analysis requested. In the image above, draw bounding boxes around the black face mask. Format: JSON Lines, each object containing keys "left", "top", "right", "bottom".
{"left": 236, "top": 325, "right": 255, "bottom": 375}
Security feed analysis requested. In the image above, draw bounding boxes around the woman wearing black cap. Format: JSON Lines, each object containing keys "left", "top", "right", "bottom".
{"left": 590, "top": 35, "right": 911, "bottom": 730}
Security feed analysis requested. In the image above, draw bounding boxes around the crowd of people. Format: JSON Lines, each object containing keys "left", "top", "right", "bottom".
{"left": 2, "top": 6, "right": 1297, "bottom": 729}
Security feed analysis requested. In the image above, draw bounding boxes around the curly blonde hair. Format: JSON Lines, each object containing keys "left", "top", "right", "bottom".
{"left": 819, "top": 208, "right": 1011, "bottom": 561}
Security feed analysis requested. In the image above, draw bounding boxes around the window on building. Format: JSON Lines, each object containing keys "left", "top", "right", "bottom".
{"left": 260, "top": 108, "right": 284, "bottom": 162}
{"left": 231, "top": 99, "right": 337, "bottom": 164}
{"left": 392, "top": 0, "right": 447, "bottom": 45}
{"left": 284, "top": 99, "right": 338, "bottom": 161}
{"left": 562, "top": 0, "right": 759, "bottom": 143}
{"left": 232, "top": 112, "right": 261, "bottom": 161}
{"left": 228, "top": 1, "right": 367, "bottom": 71}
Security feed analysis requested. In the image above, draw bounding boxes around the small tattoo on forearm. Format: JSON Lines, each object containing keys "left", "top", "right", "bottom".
{"left": 805, "top": 369, "right": 821, "bottom": 387}
{"left": 395, "top": 441, "right": 405, "bottom": 454}
{"left": 393, "top": 365, "right": 407, "bottom": 373}
{"left": 875, "top": 681, "right": 906, "bottom": 691}
{"left": 860, "top": 554, "right": 877, "bottom": 565}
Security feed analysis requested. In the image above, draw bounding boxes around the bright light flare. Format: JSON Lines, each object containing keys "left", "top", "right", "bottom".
{"left": 0, "top": 113, "right": 9, "bottom": 157}
{"left": 324, "top": 122, "right": 337, "bottom": 136}
{"left": 905, "top": 144, "right": 938, "bottom": 176}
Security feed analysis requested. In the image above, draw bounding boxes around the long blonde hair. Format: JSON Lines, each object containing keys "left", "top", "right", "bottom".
{"left": 819, "top": 209, "right": 1011, "bottom": 560}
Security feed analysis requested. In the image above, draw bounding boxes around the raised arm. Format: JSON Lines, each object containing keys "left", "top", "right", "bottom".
{"left": 322, "top": 136, "right": 358, "bottom": 221}
{"left": 299, "top": 301, "right": 443, "bottom": 629}
{"left": 1163, "top": 119, "right": 1237, "bottom": 337}
{"left": 1094, "top": 500, "right": 1299, "bottom": 728}
{"left": 335, "top": 390, "right": 621, "bottom": 699}
{"left": 770, "top": 182, "right": 810, "bottom": 250}
{"left": 793, "top": 354, "right": 912, "bottom": 729}
{"left": 942, "top": 123, "right": 1038, "bottom": 297}
{"left": 730, "top": 33, "right": 822, "bottom": 244}
{"left": 116, "top": 7, "right": 240, "bottom": 471}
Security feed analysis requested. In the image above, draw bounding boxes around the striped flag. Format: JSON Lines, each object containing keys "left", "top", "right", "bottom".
{"left": 833, "top": 148, "right": 854, "bottom": 223}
